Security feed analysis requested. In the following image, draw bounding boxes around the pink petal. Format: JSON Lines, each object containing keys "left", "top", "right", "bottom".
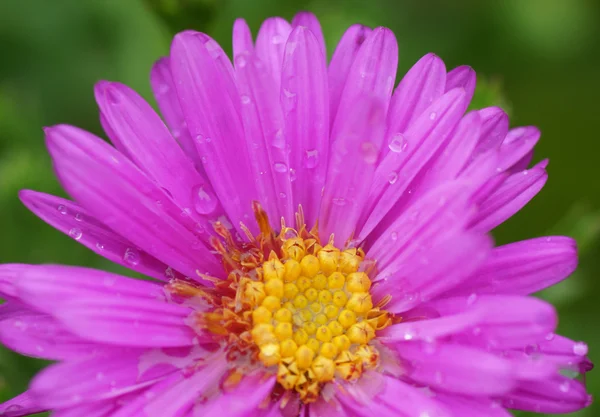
{"left": 235, "top": 51, "right": 293, "bottom": 223}
{"left": 470, "top": 161, "right": 548, "bottom": 232}
{"left": 328, "top": 24, "right": 372, "bottom": 126}
{"left": 358, "top": 88, "right": 468, "bottom": 240}
{"left": 281, "top": 26, "right": 329, "bottom": 228}
{"left": 386, "top": 53, "right": 446, "bottom": 141}
{"left": 472, "top": 107, "right": 509, "bottom": 157}
{"left": 497, "top": 126, "right": 540, "bottom": 172}
{"left": 291, "top": 11, "right": 326, "bottom": 57}
{"left": 170, "top": 31, "right": 258, "bottom": 235}
{"left": 19, "top": 190, "right": 176, "bottom": 281}
{"left": 0, "top": 391, "right": 46, "bottom": 417}
{"left": 45, "top": 124, "right": 222, "bottom": 279}
{"left": 445, "top": 65, "right": 476, "bottom": 112}
{"left": 150, "top": 57, "right": 205, "bottom": 171}
{"left": 255, "top": 17, "right": 292, "bottom": 92}
{"left": 232, "top": 18, "right": 254, "bottom": 58}
{"left": 449, "top": 236, "right": 577, "bottom": 296}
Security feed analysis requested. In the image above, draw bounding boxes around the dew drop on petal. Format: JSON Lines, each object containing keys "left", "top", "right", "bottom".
{"left": 361, "top": 141, "right": 378, "bottom": 164}
{"left": 272, "top": 129, "right": 285, "bottom": 149}
{"left": 69, "top": 228, "right": 82, "bottom": 240}
{"left": 332, "top": 197, "right": 346, "bottom": 206}
{"left": 388, "top": 172, "right": 398, "bottom": 184}
{"left": 545, "top": 333, "right": 555, "bottom": 341}
{"left": 279, "top": 192, "right": 287, "bottom": 199}
{"left": 303, "top": 149, "right": 319, "bottom": 168}
{"left": 274, "top": 162, "right": 288, "bottom": 173}
{"left": 235, "top": 55, "right": 247, "bottom": 68}
{"left": 240, "top": 95, "right": 251, "bottom": 105}
{"left": 124, "top": 248, "right": 140, "bottom": 266}
{"left": 96, "top": 242, "right": 105, "bottom": 251}
{"left": 74, "top": 213, "right": 83, "bottom": 222}
{"left": 192, "top": 185, "right": 218, "bottom": 215}
{"left": 573, "top": 342, "right": 588, "bottom": 356}
{"left": 289, "top": 168, "right": 297, "bottom": 182}
{"left": 57, "top": 204, "right": 67, "bottom": 215}
{"left": 559, "top": 380, "right": 570, "bottom": 393}
{"left": 390, "top": 231, "right": 398, "bottom": 241}
{"left": 467, "top": 293, "right": 477, "bottom": 305}
{"left": 429, "top": 112, "right": 437, "bottom": 120}
{"left": 388, "top": 134, "right": 407, "bottom": 153}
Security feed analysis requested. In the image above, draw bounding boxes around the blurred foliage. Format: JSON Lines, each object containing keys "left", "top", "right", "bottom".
{"left": 0, "top": 0, "right": 598, "bottom": 416}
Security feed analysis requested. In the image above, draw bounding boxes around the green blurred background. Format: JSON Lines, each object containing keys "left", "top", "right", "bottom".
{"left": 0, "top": 0, "right": 598, "bottom": 415}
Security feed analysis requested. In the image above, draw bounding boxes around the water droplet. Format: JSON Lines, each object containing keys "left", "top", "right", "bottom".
{"left": 274, "top": 162, "right": 288, "bottom": 173}
{"left": 388, "top": 172, "right": 398, "bottom": 184}
{"left": 74, "top": 213, "right": 83, "bottom": 222}
{"left": 272, "top": 129, "right": 285, "bottom": 149}
{"left": 96, "top": 242, "right": 105, "bottom": 251}
{"left": 157, "top": 83, "right": 169, "bottom": 94}
{"left": 240, "top": 95, "right": 251, "bottom": 104}
{"left": 6, "top": 404, "right": 24, "bottom": 412}
{"left": 303, "top": 149, "right": 319, "bottom": 169}
{"left": 388, "top": 134, "right": 407, "bottom": 153}
{"left": 103, "top": 275, "right": 116, "bottom": 287}
{"left": 559, "top": 380, "right": 570, "bottom": 393}
{"left": 545, "top": 333, "right": 555, "bottom": 341}
{"left": 403, "top": 329, "right": 414, "bottom": 341}
{"left": 271, "top": 34, "right": 284, "bottom": 44}
{"left": 192, "top": 185, "right": 218, "bottom": 215}
{"left": 573, "top": 342, "right": 588, "bottom": 356}
{"left": 361, "top": 141, "right": 378, "bottom": 164}
{"left": 69, "top": 228, "right": 82, "bottom": 240}
{"left": 522, "top": 170, "right": 529, "bottom": 176}
{"left": 332, "top": 197, "right": 346, "bottom": 206}
{"left": 124, "top": 248, "right": 140, "bottom": 266}
{"left": 289, "top": 168, "right": 297, "bottom": 182}
{"left": 429, "top": 112, "right": 437, "bottom": 120}
{"left": 390, "top": 232, "right": 398, "bottom": 241}
{"left": 235, "top": 55, "right": 247, "bottom": 68}
{"left": 57, "top": 205, "right": 67, "bottom": 215}
{"left": 279, "top": 192, "right": 287, "bottom": 199}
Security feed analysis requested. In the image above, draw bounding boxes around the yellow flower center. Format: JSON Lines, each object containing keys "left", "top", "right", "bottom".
{"left": 167, "top": 203, "right": 391, "bottom": 403}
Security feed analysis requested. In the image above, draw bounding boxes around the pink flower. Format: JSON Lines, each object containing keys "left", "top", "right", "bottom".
{"left": 0, "top": 12, "right": 592, "bottom": 417}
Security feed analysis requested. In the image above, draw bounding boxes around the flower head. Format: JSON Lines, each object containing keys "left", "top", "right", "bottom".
{"left": 0, "top": 11, "right": 592, "bottom": 417}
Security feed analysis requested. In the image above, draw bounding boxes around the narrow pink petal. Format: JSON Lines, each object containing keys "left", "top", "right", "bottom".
{"left": 30, "top": 351, "right": 178, "bottom": 409}
{"left": 55, "top": 294, "right": 198, "bottom": 347}
{"left": 435, "top": 393, "right": 513, "bottom": 417}
{"left": 472, "top": 107, "right": 509, "bottom": 157}
{"left": 399, "top": 342, "right": 516, "bottom": 395}
{"left": 497, "top": 126, "right": 540, "bottom": 172}
{"left": 197, "top": 374, "right": 276, "bottom": 415}
{"left": 445, "top": 65, "right": 476, "bottom": 112}
{"left": 291, "top": 11, "right": 326, "bottom": 57}
{"left": 255, "top": 17, "right": 292, "bottom": 92}
{"left": 281, "top": 26, "right": 329, "bottom": 228}
{"left": 502, "top": 376, "right": 591, "bottom": 414}
{"left": 0, "top": 391, "right": 46, "bottom": 417}
{"left": 416, "top": 111, "right": 482, "bottom": 193}
{"left": 358, "top": 88, "right": 468, "bottom": 239}
{"left": 5, "top": 264, "right": 165, "bottom": 314}
{"left": 170, "top": 31, "right": 258, "bottom": 235}
{"left": 320, "top": 96, "right": 386, "bottom": 245}
{"left": 374, "top": 232, "right": 491, "bottom": 313}
{"left": 46, "top": 124, "right": 222, "bottom": 278}
{"left": 233, "top": 18, "right": 254, "bottom": 58}
{"left": 449, "top": 236, "right": 577, "bottom": 296}
{"left": 0, "top": 302, "right": 115, "bottom": 360}
{"left": 538, "top": 334, "right": 591, "bottom": 369}
{"left": 328, "top": 24, "right": 372, "bottom": 126}
{"left": 470, "top": 161, "right": 548, "bottom": 232}
{"left": 95, "top": 81, "right": 224, "bottom": 226}
{"left": 386, "top": 53, "right": 446, "bottom": 142}
{"left": 331, "top": 27, "right": 398, "bottom": 137}
{"left": 235, "top": 52, "right": 293, "bottom": 224}
{"left": 367, "top": 180, "right": 475, "bottom": 273}
{"left": 150, "top": 57, "right": 205, "bottom": 171}
{"left": 19, "top": 190, "right": 177, "bottom": 281}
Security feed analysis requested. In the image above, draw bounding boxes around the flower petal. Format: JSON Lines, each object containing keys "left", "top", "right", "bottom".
{"left": 291, "top": 11, "right": 326, "bottom": 57}
{"left": 19, "top": 190, "right": 176, "bottom": 281}
{"left": 235, "top": 51, "right": 292, "bottom": 223}
{"left": 0, "top": 301, "right": 114, "bottom": 360}
{"left": 449, "top": 236, "right": 577, "bottom": 296}
{"left": 445, "top": 65, "right": 476, "bottom": 112}
{"left": 197, "top": 374, "right": 276, "bottom": 416}
{"left": 30, "top": 351, "right": 178, "bottom": 409}
{"left": 358, "top": 88, "right": 468, "bottom": 240}
{"left": 497, "top": 126, "right": 540, "bottom": 172}
{"left": 472, "top": 107, "right": 509, "bottom": 157}
{"left": 232, "top": 18, "right": 254, "bottom": 57}
{"left": 150, "top": 57, "right": 204, "bottom": 171}
{"left": 170, "top": 31, "right": 257, "bottom": 235}
{"left": 328, "top": 24, "right": 372, "bottom": 126}
{"left": 386, "top": 53, "right": 446, "bottom": 142}
{"left": 255, "top": 17, "right": 292, "bottom": 92}
{"left": 46, "top": 124, "right": 221, "bottom": 278}
{"left": 281, "top": 26, "right": 329, "bottom": 228}
{"left": 470, "top": 161, "right": 548, "bottom": 232}
{"left": 0, "top": 391, "right": 46, "bottom": 417}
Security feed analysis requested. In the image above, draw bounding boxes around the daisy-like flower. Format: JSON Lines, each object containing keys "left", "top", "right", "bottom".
{"left": 0, "top": 12, "right": 593, "bottom": 417}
